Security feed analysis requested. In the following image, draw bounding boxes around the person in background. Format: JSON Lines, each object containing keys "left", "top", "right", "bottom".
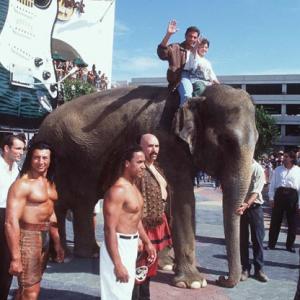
{"left": 236, "top": 159, "right": 269, "bottom": 283}
{"left": 267, "top": 151, "right": 300, "bottom": 253}
{"left": 0, "top": 134, "right": 25, "bottom": 300}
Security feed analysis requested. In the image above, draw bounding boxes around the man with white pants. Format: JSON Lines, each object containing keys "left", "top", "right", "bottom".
{"left": 100, "top": 145, "right": 156, "bottom": 300}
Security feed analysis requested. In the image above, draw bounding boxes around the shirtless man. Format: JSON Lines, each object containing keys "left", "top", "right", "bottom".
{"left": 100, "top": 145, "right": 156, "bottom": 300}
{"left": 5, "top": 142, "right": 64, "bottom": 300}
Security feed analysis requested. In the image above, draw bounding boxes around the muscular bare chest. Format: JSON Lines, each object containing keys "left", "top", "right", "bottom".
{"left": 124, "top": 185, "right": 143, "bottom": 214}
{"left": 27, "top": 179, "right": 57, "bottom": 205}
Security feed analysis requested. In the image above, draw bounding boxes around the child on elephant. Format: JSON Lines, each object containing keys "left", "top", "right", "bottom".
{"left": 179, "top": 38, "right": 220, "bottom": 104}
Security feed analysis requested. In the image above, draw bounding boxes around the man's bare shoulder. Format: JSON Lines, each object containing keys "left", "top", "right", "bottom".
{"left": 8, "top": 176, "right": 32, "bottom": 199}
{"left": 105, "top": 180, "right": 130, "bottom": 202}
{"left": 11, "top": 175, "right": 31, "bottom": 190}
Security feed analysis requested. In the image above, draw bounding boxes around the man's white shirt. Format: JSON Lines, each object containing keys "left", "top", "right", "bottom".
{"left": 268, "top": 165, "right": 300, "bottom": 203}
{"left": 0, "top": 155, "right": 19, "bottom": 208}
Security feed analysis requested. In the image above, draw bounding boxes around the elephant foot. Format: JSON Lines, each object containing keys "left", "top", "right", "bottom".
{"left": 160, "top": 264, "right": 174, "bottom": 271}
{"left": 158, "top": 247, "right": 175, "bottom": 271}
{"left": 216, "top": 275, "right": 239, "bottom": 288}
{"left": 173, "top": 266, "right": 207, "bottom": 289}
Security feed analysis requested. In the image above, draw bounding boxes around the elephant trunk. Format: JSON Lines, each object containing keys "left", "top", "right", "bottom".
{"left": 218, "top": 147, "right": 253, "bottom": 287}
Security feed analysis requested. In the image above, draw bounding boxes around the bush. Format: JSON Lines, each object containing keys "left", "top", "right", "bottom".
{"left": 63, "top": 79, "right": 96, "bottom": 102}
{"left": 255, "top": 105, "right": 280, "bottom": 157}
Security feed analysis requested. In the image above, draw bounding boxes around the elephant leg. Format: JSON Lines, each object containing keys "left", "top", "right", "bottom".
{"left": 72, "top": 204, "right": 99, "bottom": 257}
{"left": 54, "top": 202, "right": 68, "bottom": 253}
{"left": 172, "top": 176, "right": 207, "bottom": 289}
{"left": 158, "top": 245, "right": 174, "bottom": 271}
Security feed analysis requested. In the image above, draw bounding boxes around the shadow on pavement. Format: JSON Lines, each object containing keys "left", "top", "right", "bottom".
{"left": 198, "top": 266, "right": 227, "bottom": 277}
{"left": 46, "top": 257, "right": 99, "bottom": 275}
{"left": 152, "top": 267, "right": 227, "bottom": 285}
{"left": 10, "top": 289, "right": 100, "bottom": 300}
{"left": 152, "top": 271, "right": 173, "bottom": 284}
{"left": 195, "top": 236, "right": 225, "bottom": 245}
{"left": 40, "top": 288, "right": 100, "bottom": 300}
{"left": 213, "top": 253, "right": 299, "bottom": 270}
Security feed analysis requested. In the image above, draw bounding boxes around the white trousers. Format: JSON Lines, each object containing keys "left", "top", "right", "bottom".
{"left": 100, "top": 232, "right": 138, "bottom": 300}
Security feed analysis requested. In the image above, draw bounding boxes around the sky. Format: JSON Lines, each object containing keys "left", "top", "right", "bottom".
{"left": 112, "top": 0, "right": 300, "bottom": 82}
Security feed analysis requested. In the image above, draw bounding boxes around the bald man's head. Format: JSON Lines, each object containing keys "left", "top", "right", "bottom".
{"left": 140, "top": 134, "right": 159, "bottom": 163}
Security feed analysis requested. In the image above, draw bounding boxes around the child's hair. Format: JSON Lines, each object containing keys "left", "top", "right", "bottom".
{"left": 200, "top": 38, "right": 210, "bottom": 48}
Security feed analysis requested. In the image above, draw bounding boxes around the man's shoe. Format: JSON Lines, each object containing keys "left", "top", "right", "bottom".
{"left": 254, "top": 271, "right": 269, "bottom": 282}
{"left": 240, "top": 270, "right": 249, "bottom": 281}
{"left": 287, "top": 247, "right": 296, "bottom": 253}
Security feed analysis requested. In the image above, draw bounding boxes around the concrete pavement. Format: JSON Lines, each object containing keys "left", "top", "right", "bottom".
{"left": 8, "top": 184, "right": 300, "bottom": 299}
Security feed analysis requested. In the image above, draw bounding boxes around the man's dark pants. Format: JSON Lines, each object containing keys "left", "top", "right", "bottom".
{"left": 0, "top": 208, "right": 13, "bottom": 300}
{"left": 268, "top": 187, "right": 298, "bottom": 249}
{"left": 240, "top": 204, "right": 265, "bottom": 273}
{"left": 132, "top": 278, "right": 150, "bottom": 300}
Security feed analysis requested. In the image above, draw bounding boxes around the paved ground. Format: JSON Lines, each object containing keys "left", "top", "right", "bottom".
{"left": 8, "top": 183, "right": 300, "bottom": 299}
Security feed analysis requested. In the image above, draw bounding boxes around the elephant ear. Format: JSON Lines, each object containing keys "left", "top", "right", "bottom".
{"left": 173, "top": 98, "right": 204, "bottom": 154}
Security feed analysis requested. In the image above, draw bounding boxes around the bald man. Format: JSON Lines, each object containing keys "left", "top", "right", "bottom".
{"left": 132, "top": 134, "right": 172, "bottom": 300}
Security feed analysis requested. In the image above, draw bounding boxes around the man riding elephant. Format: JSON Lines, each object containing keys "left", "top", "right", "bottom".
{"left": 157, "top": 20, "right": 200, "bottom": 104}
{"left": 157, "top": 20, "right": 219, "bottom": 106}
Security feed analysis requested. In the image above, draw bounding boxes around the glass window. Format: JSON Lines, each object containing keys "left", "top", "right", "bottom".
{"left": 246, "top": 84, "right": 282, "bottom": 95}
{"left": 286, "top": 125, "right": 300, "bottom": 136}
{"left": 286, "top": 84, "right": 300, "bottom": 95}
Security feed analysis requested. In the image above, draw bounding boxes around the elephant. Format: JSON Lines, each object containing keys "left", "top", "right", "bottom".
{"left": 36, "top": 84, "right": 258, "bottom": 288}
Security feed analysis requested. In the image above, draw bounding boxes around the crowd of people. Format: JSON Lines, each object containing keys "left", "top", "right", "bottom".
{"left": 1, "top": 20, "right": 300, "bottom": 300}
{"left": 53, "top": 60, "right": 109, "bottom": 92}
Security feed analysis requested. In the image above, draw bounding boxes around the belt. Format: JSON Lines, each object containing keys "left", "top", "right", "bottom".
{"left": 250, "top": 203, "right": 261, "bottom": 209}
{"left": 19, "top": 221, "right": 50, "bottom": 231}
{"left": 277, "top": 187, "right": 296, "bottom": 194}
{"left": 119, "top": 234, "right": 138, "bottom": 240}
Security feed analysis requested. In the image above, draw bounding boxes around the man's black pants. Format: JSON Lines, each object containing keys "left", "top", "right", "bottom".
{"left": 132, "top": 278, "right": 150, "bottom": 300}
{"left": 240, "top": 204, "right": 265, "bottom": 273}
{"left": 268, "top": 187, "right": 298, "bottom": 249}
{"left": 0, "top": 208, "right": 13, "bottom": 300}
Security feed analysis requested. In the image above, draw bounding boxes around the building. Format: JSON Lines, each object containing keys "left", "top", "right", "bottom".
{"left": 130, "top": 74, "right": 300, "bottom": 149}
{"left": 0, "top": 0, "right": 115, "bottom": 133}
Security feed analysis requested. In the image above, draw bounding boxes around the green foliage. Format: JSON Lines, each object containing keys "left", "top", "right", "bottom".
{"left": 63, "top": 79, "right": 96, "bottom": 102}
{"left": 255, "top": 105, "right": 280, "bottom": 157}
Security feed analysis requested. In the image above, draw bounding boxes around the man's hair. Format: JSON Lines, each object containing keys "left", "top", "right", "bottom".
{"left": 200, "top": 38, "right": 210, "bottom": 48}
{"left": 120, "top": 145, "right": 143, "bottom": 170}
{"left": 286, "top": 151, "right": 297, "bottom": 165}
{"left": 102, "top": 144, "right": 143, "bottom": 192}
{"left": 1, "top": 133, "right": 26, "bottom": 150}
{"left": 185, "top": 26, "right": 200, "bottom": 37}
{"left": 20, "top": 141, "right": 56, "bottom": 183}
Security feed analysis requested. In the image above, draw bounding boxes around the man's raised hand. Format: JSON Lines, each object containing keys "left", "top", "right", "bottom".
{"left": 167, "top": 20, "right": 178, "bottom": 35}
